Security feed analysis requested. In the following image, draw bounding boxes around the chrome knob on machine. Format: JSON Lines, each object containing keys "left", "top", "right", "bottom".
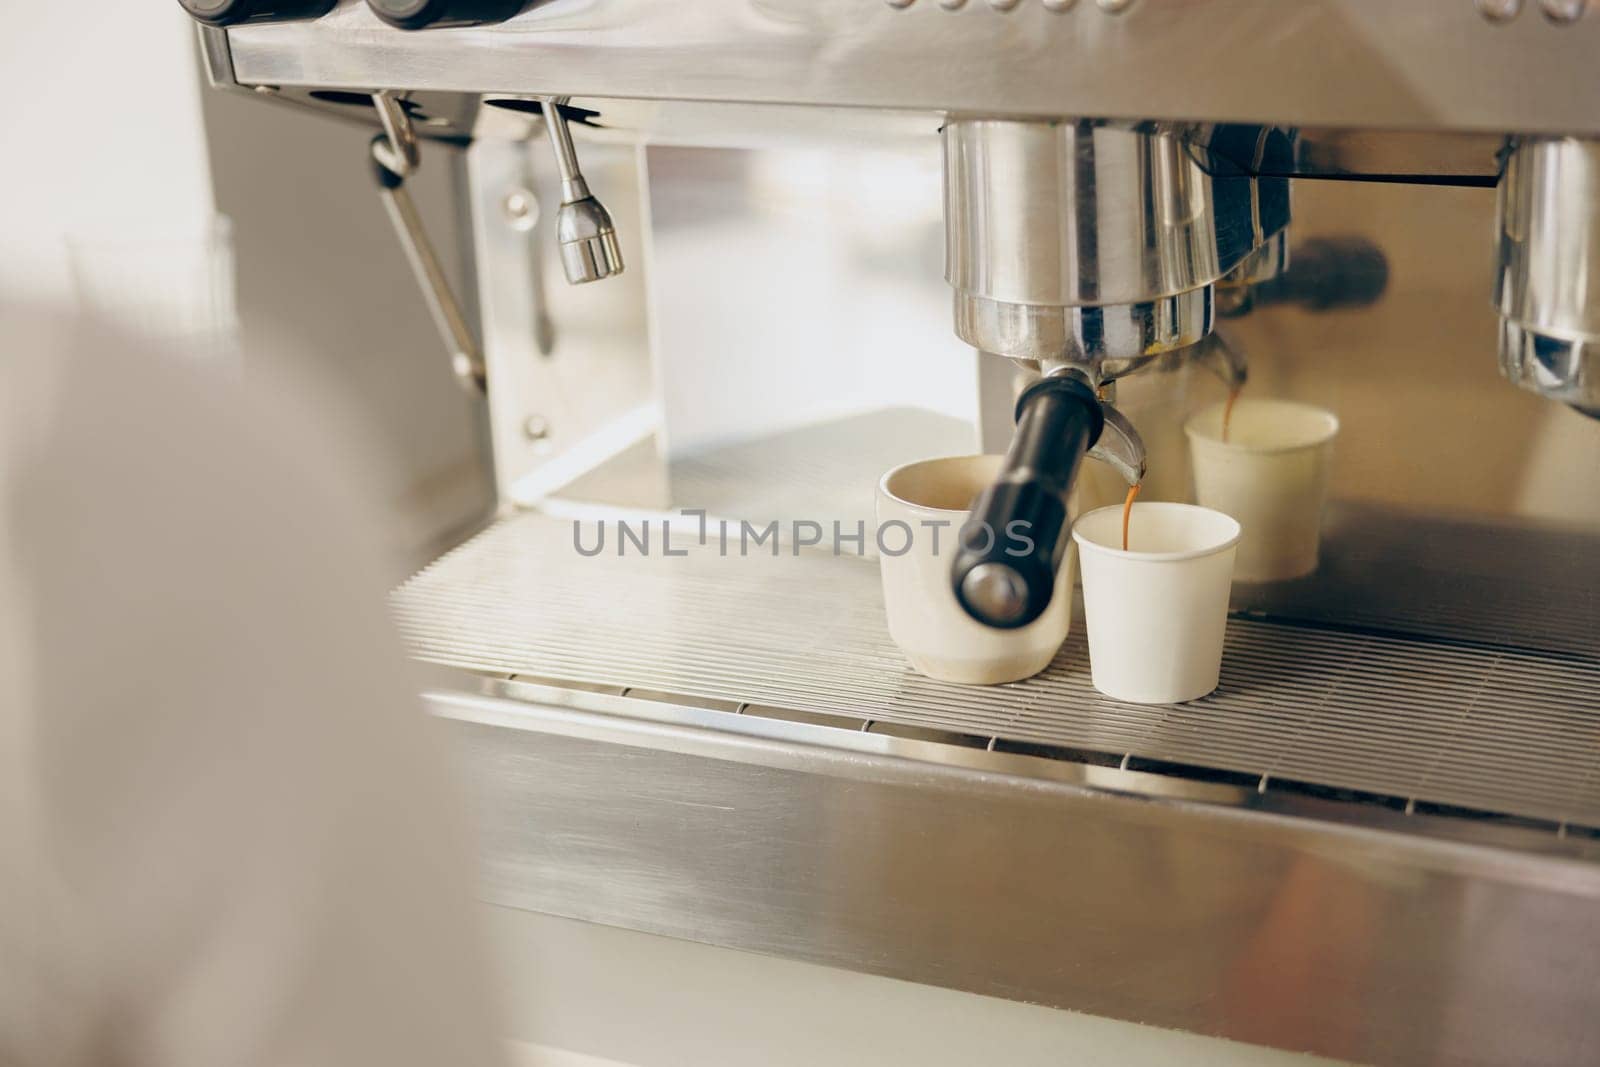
{"left": 176, "top": 0, "right": 335, "bottom": 25}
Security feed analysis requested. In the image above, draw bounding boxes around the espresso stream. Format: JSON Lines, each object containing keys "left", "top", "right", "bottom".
{"left": 1121, "top": 386, "right": 1241, "bottom": 550}
{"left": 1222, "top": 385, "right": 1243, "bottom": 443}
{"left": 1118, "top": 385, "right": 1240, "bottom": 551}
{"left": 1121, "top": 482, "right": 1141, "bottom": 552}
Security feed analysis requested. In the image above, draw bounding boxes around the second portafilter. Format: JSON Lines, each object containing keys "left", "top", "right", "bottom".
{"left": 1495, "top": 136, "right": 1600, "bottom": 417}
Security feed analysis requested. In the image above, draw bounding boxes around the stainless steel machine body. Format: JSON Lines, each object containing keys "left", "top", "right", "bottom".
{"left": 190, "top": 3, "right": 1600, "bottom": 1063}
{"left": 942, "top": 120, "right": 1281, "bottom": 369}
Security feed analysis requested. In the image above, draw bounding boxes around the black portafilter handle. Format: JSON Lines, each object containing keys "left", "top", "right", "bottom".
{"left": 951, "top": 376, "right": 1105, "bottom": 630}
{"left": 1247, "top": 236, "right": 1390, "bottom": 313}
{"left": 366, "top": 0, "right": 530, "bottom": 29}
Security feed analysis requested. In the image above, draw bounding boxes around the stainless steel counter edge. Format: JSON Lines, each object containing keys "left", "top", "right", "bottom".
{"left": 426, "top": 682, "right": 1600, "bottom": 1065}
{"left": 425, "top": 684, "right": 1600, "bottom": 888}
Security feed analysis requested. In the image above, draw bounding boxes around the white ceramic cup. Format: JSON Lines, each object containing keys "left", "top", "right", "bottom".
{"left": 1071, "top": 502, "right": 1240, "bottom": 704}
{"left": 1185, "top": 399, "right": 1340, "bottom": 583}
{"left": 876, "top": 455, "right": 1074, "bottom": 685}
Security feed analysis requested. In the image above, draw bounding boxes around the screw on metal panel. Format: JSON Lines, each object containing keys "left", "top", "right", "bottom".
{"left": 1096, "top": 0, "right": 1135, "bottom": 10}
{"left": 884, "top": 0, "right": 915, "bottom": 7}
{"left": 938, "top": 0, "right": 968, "bottom": 8}
{"left": 1540, "top": 0, "right": 1587, "bottom": 21}
{"left": 502, "top": 189, "right": 539, "bottom": 232}
{"left": 990, "top": 0, "right": 1023, "bottom": 8}
{"left": 1475, "top": 0, "right": 1524, "bottom": 21}
{"left": 1041, "top": 0, "right": 1078, "bottom": 11}
{"left": 523, "top": 415, "right": 552, "bottom": 442}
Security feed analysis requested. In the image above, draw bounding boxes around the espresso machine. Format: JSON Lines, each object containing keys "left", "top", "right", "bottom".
{"left": 183, "top": 2, "right": 1600, "bottom": 1063}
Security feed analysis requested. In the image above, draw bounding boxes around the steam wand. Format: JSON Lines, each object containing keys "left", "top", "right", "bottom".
{"left": 537, "top": 96, "right": 624, "bottom": 285}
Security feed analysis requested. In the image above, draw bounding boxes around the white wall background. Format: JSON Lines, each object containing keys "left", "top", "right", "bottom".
{"left": 0, "top": 5, "right": 494, "bottom": 568}
{"left": 0, "top": 5, "right": 215, "bottom": 305}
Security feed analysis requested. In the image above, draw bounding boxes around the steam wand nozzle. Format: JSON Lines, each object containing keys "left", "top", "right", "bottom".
{"left": 538, "top": 96, "right": 624, "bottom": 285}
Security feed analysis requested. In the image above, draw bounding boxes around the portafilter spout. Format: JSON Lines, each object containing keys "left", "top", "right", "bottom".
{"left": 951, "top": 371, "right": 1146, "bottom": 630}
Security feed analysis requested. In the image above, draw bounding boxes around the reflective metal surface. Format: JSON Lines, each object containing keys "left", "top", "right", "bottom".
{"left": 1495, "top": 137, "right": 1600, "bottom": 408}
{"left": 220, "top": 0, "right": 1600, "bottom": 135}
{"left": 464, "top": 136, "right": 654, "bottom": 503}
{"left": 197, "top": 24, "right": 237, "bottom": 87}
{"left": 1084, "top": 393, "right": 1146, "bottom": 485}
{"left": 192, "top": 19, "right": 1523, "bottom": 182}
{"left": 958, "top": 562, "right": 1030, "bottom": 627}
{"left": 395, "top": 502, "right": 1600, "bottom": 828}
{"left": 954, "top": 283, "right": 1214, "bottom": 375}
{"left": 943, "top": 121, "right": 1269, "bottom": 365}
{"left": 430, "top": 682, "right": 1600, "bottom": 1067}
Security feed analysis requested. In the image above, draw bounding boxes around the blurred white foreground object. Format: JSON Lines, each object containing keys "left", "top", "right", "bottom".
{"left": 66, "top": 214, "right": 240, "bottom": 363}
{"left": 0, "top": 307, "right": 503, "bottom": 1067}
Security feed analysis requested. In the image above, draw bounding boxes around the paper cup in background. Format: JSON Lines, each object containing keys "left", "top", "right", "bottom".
{"left": 877, "top": 455, "right": 1074, "bottom": 685}
{"left": 1186, "top": 399, "right": 1339, "bottom": 583}
{"left": 1072, "top": 503, "right": 1240, "bottom": 704}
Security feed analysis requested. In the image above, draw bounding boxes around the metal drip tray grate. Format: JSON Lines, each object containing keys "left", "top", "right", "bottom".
{"left": 395, "top": 511, "right": 1600, "bottom": 829}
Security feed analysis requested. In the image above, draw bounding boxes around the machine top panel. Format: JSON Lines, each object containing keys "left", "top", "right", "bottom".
{"left": 225, "top": 0, "right": 1600, "bottom": 136}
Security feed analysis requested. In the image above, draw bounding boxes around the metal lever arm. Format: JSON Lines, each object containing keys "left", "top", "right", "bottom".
{"left": 1224, "top": 235, "right": 1389, "bottom": 317}
{"left": 369, "top": 93, "right": 485, "bottom": 394}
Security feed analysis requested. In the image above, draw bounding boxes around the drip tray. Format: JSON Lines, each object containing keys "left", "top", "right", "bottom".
{"left": 394, "top": 509, "right": 1600, "bottom": 831}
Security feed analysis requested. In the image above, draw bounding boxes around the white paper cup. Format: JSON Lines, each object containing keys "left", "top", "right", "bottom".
{"left": 1072, "top": 503, "right": 1240, "bottom": 704}
{"left": 1185, "top": 399, "right": 1339, "bottom": 583}
{"left": 877, "top": 455, "right": 1074, "bottom": 685}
